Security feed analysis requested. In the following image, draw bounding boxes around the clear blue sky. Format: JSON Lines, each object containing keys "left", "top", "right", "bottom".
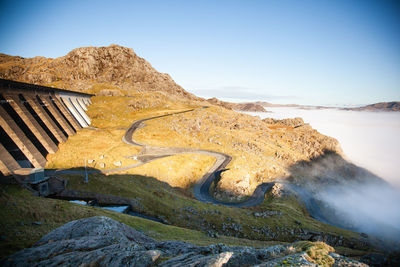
{"left": 1, "top": 0, "right": 399, "bottom": 105}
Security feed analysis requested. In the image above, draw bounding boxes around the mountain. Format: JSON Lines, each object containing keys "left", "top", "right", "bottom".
{"left": 344, "top": 101, "right": 400, "bottom": 112}
{"left": 254, "top": 101, "right": 400, "bottom": 111}
{"left": 0, "top": 44, "right": 198, "bottom": 100}
{"left": 0, "top": 45, "right": 269, "bottom": 113}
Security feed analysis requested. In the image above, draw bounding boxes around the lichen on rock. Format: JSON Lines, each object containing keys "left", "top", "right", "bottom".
{"left": 1, "top": 216, "right": 368, "bottom": 267}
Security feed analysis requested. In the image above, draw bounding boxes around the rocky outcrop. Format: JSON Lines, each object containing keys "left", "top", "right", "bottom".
{"left": 2, "top": 216, "right": 368, "bottom": 267}
{"left": 207, "top": 97, "right": 238, "bottom": 110}
{"left": 0, "top": 45, "right": 199, "bottom": 100}
{"left": 263, "top": 117, "right": 341, "bottom": 160}
{"left": 234, "top": 103, "right": 267, "bottom": 112}
{"left": 263, "top": 117, "right": 307, "bottom": 128}
{"left": 207, "top": 97, "right": 267, "bottom": 112}
{"left": 1, "top": 216, "right": 159, "bottom": 267}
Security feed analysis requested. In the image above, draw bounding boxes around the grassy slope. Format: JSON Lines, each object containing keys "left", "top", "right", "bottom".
{"left": 46, "top": 95, "right": 366, "bottom": 243}
{"left": 0, "top": 185, "right": 283, "bottom": 259}
{"left": 1, "top": 94, "right": 373, "bottom": 259}
{"left": 133, "top": 106, "right": 339, "bottom": 199}
{"left": 2, "top": 185, "right": 367, "bottom": 265}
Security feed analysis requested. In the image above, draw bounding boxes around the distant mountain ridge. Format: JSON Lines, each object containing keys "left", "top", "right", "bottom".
{"left": 251, "top": 101, "right": 400, "bottom": 112}
{"left": 343, "top": 101, "right": 400, "bottom": 112}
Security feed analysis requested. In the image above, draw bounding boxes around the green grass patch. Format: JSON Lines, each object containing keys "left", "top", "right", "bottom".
{"left": 0, "top": 184, "right": 284, "bottom": 259}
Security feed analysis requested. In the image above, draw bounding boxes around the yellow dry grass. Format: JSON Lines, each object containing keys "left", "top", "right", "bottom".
{"left": 46, "top": 95, "right": 215, "bottom": 188}
{"left": 133, "top": 106, "right": 339, "bottom": 200}
{"left": 47, "top": 93, "right": 338, "bottom": 201}
{"left": 293, "top": 241, "right": 335, "bottom": 266}
{"left": 46, "top": 128, "right": 140, "bottom": 170}
{"left": 87, "top": 95, "right": 197, "bottom": 129}
{"left": 132, "top": 154, "right": 216, "bottom": 188}
{"left": 133, "top": 107, "right": 286, "bottom": 198}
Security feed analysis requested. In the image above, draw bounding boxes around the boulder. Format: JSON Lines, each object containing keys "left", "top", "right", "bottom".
{"left": 2, "top": 216, "right": 369, "bottom": 267}
{"left": 160, "top": 251, "right": 233, "bottom": 267}
{"left": 113, "top": 161, "right": 122, "bottom": 166}
{"left": 1, "top": 217, "right": 157, "bottom": 267}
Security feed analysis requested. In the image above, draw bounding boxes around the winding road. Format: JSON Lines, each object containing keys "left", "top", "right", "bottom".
{"left": 49, "top": 108, "right": 273, "bottom": 207}
{"left": 122, "top": 108, "right": 274, "bottom": 208}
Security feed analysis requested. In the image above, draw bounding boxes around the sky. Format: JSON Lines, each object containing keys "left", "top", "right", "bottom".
{"left": 1, "top": 0, "right": 399, "bottom": 105}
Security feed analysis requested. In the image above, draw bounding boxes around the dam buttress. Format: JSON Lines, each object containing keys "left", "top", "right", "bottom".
{"left": 0, "top": 79, "right": 92, "bottom": 192}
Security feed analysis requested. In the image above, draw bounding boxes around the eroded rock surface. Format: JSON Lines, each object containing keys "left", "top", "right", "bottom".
{"left": 2, "top": 216, "right": 368, "bottom": 267}
{"left": 0, "top": 45, "right": 198, "bottom": 100}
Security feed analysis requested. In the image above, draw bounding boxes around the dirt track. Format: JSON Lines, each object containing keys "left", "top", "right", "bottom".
{"left": 122, "top": 108, "right": 274, "bottom": 207}
{"left": 49, "top": 108, "right": 273, "bottom": 207}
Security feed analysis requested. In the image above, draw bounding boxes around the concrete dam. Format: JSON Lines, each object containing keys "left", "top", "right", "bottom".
{"left": 0, "top": 79, "right": 92, "bottom": 183}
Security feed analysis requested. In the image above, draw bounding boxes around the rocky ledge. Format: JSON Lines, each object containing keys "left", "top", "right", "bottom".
{"left": 2, "top": 216, "right": 368, "bottom": 267}
{"left": 263, "top": 117, "right": 307, "bottom": 128}
{"left": 207, "top": 97, "right": 267, "bottom": 112}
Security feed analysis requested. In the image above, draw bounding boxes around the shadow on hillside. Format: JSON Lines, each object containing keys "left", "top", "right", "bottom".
{"left": 45, "top": 167, "right": 199, "bottom": 222}
{"left": 284, "top": 150, "right": 400, "bottom": 245}
{"left": 44, "top": 150, "right": 400, "bottom": 248}
{"left": 211, "top": 168, "right": 229, "bottom": 187}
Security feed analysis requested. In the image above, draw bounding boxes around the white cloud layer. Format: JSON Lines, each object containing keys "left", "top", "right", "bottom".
{"left": 244, "top": 107, "right": 400, "bottom": 241}
{"left": 255, "top": 107, "right": 400, "bottom": 188}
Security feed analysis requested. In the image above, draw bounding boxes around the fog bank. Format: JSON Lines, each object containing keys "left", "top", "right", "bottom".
{"left": 249, "top": 107, "right": 400, "bottom": 188}
{"left": 316, "top": 180, "right": 400, "bottom": 241}
{"left": 284, "top": 150, "right": 400, "bottom": 243}
{"left": 244, "top": 107, "right": 400, "bottom": 242}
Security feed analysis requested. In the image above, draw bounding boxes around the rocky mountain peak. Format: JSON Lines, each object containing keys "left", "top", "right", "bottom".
{"left": 0, "top": 44, "right": 199, "bottom": 100}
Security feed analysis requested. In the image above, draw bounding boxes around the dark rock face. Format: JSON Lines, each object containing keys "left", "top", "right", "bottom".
{"left": 1, "top": 216, "right": 368, "bottom": 267}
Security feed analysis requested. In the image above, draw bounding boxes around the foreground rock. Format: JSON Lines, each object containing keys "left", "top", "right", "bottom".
{"left": 2, "top": 216, "right": 368, "bottom": 267}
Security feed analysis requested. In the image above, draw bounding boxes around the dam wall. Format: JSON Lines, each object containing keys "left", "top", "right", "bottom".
{"left": 0, "top": 79, "right": 93, "bottom": 177}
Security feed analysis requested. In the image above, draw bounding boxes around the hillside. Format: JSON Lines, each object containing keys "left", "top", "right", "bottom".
{"left": 1, "top": 45, "right": 396, "bottom": 263}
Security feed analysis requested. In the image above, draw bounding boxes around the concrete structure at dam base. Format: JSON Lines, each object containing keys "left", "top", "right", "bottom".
{"left": 0, "top": 79, "right": 92, "bottom": 195}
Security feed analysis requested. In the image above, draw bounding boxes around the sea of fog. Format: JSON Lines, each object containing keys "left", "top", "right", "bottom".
{"left": 244, "top": 107, "right": 400, "bottom": 241}
{"left": 245, "top": 107, "right": 400, "bottom": 188}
